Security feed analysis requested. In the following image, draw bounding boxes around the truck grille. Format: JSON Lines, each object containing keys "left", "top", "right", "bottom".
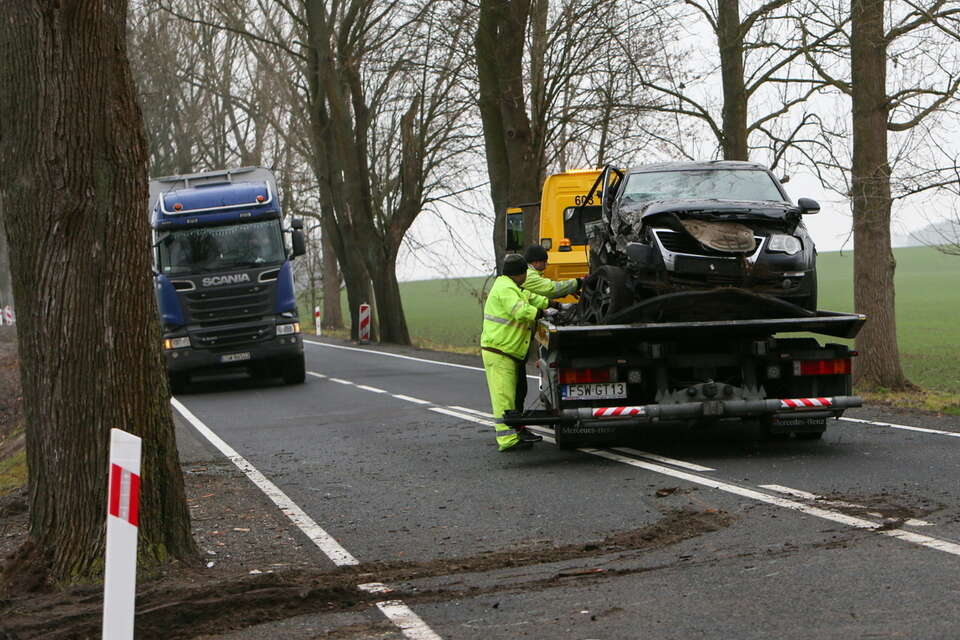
{"left": 655, "top": 230, "right": 761, "bottom": 256}
{"left": 184, "top": 284, "right": 272, "bottom": 324}
{"left": 191, "top": 322, "right": 275, "bottom": 352}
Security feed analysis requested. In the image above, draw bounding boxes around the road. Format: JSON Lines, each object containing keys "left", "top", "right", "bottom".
{"left": 174, "top": 336, "right": 960, "bottom": 639}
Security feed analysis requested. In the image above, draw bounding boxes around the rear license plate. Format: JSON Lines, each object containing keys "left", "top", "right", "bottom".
{"left": 220, "top": 352, "right": 251, "bottom": 363}
{"left": 561, "top": 382, "right": 627, "bottom": 400}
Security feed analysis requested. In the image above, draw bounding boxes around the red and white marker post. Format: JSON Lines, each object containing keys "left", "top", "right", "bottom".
{"left": 2, "top": 305, "right": 13, "bottom": 326}
{"left": 358, "top": 303, "right": 371, "bottom": 344}
{"left": 102, "top": 428, "right": 142, "bottom": 640}
{"left": 314, "top": 305, "right": 322, "bottom": 336}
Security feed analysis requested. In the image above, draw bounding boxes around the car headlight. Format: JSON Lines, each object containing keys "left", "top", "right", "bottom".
{"left": 164, "top": 336, "right": 190, "bottom": 350}
{"left": 276, "top": 322, "right": 300, "bottom": 336}
{"left": 767, "top": 234, "right": 802, "bottom": 255}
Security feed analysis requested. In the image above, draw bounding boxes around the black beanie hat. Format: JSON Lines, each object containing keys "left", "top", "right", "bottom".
{"left": 502, "top": 254, "right": 527, "bottom": 276}
{"left": 523, "top": 244, "right": 548, "bottom": 263}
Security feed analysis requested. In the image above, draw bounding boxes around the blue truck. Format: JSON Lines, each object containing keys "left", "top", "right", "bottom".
{"left": 149, "top": 167, "right": 307, "bottom": 393}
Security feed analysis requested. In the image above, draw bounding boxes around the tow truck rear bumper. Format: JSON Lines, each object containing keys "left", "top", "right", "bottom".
{"left": 503, "top": 395, "right": 862, "bottom": 429}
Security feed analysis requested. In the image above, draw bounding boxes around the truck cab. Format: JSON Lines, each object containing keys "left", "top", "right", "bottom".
{"left": 149, "top": 167, "right": 307, "bottom": 393}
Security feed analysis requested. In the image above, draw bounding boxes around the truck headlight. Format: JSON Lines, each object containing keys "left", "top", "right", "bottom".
{"left": 767, "top": 234, "right": 802, "bottom": 255}
{"left": 164, "top": 337, "right": 190, "bottom": 350}
{"left": 276, "top": 322, "right": 300, "bottom": 336}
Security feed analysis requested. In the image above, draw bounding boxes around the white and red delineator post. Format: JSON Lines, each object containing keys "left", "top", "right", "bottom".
{"left": 102, "top": 428, "right": 142, "bottom": 640}
{"left": 2, "top": 306, "right": 13, "bottom": 326}
{"left": 314, "top": 306, "right": 322, "bottom": 336}
{"left": 358, "top": 303, "right": 371, "bottom": 343}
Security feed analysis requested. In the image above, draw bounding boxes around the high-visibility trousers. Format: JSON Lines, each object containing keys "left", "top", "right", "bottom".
{"left": 481, "top": 349, "right": 524, "bottom": 451}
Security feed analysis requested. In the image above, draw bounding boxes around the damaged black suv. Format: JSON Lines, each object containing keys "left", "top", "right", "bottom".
{"left": 581, "top": 161, "right": 820, "bottom": 324}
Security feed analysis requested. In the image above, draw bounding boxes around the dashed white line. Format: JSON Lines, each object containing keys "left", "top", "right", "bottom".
{"left": 429, "top": 407, "right": 494, "bottom": 426}
{"left": 392, "top": 394, "right": 432, "bottom": 405}
{"left": 356, "top": 384, "right": 387, "bottom": 394}
{"left": 329, "top": 377, "right": 353, "bottom": 385}
{"left": 611, "top": 447, "right": 715, "bottom": 472}
{"left": 840, "top": 416, "right": 960, "bottom": 438}
{"left": 171, "top": 398, "right": 444, "bottom": 640}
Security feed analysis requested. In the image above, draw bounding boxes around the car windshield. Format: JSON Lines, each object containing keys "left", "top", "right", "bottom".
{"left": 620, "top": 169, "right": 787, "bottom": 204}
{"left": 157, "top": 219, "right": 285, "bottom": 275}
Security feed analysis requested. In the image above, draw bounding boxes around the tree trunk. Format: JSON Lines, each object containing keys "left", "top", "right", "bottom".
{"left": 0, "top": 210, "right": 12, "bottom": 310}
{"left": 320, "top": 213, "right": 343, "bottom": 330}
{"left": 717, "top": 0, "right": 749, "bottom": 160}
{"left": 0, "top": 0, "right": 196, "bottom": 584}
{"left": 849, "top": 0, "right": 911, "bottom": 389}
{"left": 368, "top": 249, "right": 410, "bottom": 345}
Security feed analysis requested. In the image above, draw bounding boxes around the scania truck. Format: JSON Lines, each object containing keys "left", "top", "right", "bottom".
{"left": 149, "top": 167, "right": 307, "bottom": 393}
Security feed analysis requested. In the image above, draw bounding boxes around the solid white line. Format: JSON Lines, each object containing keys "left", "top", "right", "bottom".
{"left": 172, "top": 399, "right": 445, "bottom": 640}
{"left": 430, "top": 407, "right": 494, "bottom": 426}
{"left": 304, "top": 339, "right": 539, "bottom": 380}
{"left": 356, "top": 384, "right": 387, "bottom": 394}
{"left": 171, "top": 398, "right": 358, "bottom": 566}
{"left": 393, "top": 394, "right": 432, "bottom": 405}
{"left": 585, "top": 448, "right": 960, "bottom": 556}
{"left": 448, "top": 405, "right": 494, "bottom": 418}
{"left": 760, "top": 484, "right": 933, "bottom": 527}
{"left": 611, "top": 447, "right": 715, "bottom": 472}
{"left": 840, "top": 416, "right": 960, "bottom": 438}
{"left": 307, "top": 372, "right": 327, "bottom": 379}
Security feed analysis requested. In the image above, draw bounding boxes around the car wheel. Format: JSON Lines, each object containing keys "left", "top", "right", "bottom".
{"left": 168, "top": 373, "right": 189, "bottom": 395}
{"left": 579, "top": 265, "right": 631, "bottom": 324}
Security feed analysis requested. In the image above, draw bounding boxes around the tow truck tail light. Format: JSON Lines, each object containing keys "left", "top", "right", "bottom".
{"left": 793, "top": 358, "right": 851, "bottom": 376}
{"left": 559, "top": 367, "right": 615, "bottom": 384}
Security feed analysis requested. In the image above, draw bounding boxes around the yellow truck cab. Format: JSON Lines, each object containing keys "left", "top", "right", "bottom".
{"left": 505, "top": 168, "right": 602, "bottom": 286}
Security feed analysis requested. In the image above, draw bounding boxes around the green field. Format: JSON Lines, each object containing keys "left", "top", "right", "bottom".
{"left": 310, "top": 246, "right": 960, "bottom": 393}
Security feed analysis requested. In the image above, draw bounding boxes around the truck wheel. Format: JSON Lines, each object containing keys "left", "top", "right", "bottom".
{"left": 580, "top": 265, "right": 630, "bottom": 324}
{"left": 168, "top": 373, "right": 189, "bottom": 395}
{"left": 282, "top": 354, "right": 306, "bottom": 385}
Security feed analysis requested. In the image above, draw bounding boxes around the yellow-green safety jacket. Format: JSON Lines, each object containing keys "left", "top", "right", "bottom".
{"left": 481, "top": 276, "right": 549, "bottom": 360}
{"left": 522, "top": 266, "right": 579, "bottom": 299}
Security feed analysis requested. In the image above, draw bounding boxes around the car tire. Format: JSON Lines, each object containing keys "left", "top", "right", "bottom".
{"left": 281, "top": 354, "right": 306, "bottom": 385}
{"left": 168, "top": 373, "right": 189, "bottom": 395}
{"left": 580, "top": 265, "right": 631, "bottom": 324}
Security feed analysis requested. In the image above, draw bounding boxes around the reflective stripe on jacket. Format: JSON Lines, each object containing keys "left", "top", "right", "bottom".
{"left": 480, "top": 276, "right": 548, "bottom": 359}
{"left": 522, "top": 266, "right": 578, "bottom": 299}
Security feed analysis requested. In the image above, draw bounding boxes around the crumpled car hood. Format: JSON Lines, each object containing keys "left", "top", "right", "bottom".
{"left": 619, "top": 198, "right": 800, "bottom": 222}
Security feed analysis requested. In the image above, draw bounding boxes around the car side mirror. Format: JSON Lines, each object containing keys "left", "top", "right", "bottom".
{"left": 798, "top": 198, "right": 820, "bottom": 215}
{"left": 291, "top": 229, "right": 306, "bottom": 258}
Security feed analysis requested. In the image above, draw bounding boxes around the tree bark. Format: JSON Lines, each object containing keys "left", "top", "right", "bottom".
{"left": 320, "top": 215, "right": 343, "bottom": 330}
{"left": 849, "top": 0, "right": 911, "bottom": 389}
{"left": 0, "top": 210, "right": 12, "bottom": 310}
{"left": 476, "top": 0, "right": 541, "bottom": 269}
{"left": 0, "top": 0, "right": 196, "bottom": 583}
{"left": 717, "top": 0, "right": 749, "bottom": 160}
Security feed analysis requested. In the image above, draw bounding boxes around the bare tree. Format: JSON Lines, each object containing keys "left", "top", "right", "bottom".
{"left": 0, "top": 0, "right": 195, "bottom": 584}
{"left": 802, "top": 0, "right": 960, "bottom": 389}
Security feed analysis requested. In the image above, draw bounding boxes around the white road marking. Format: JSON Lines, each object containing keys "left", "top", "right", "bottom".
{"left": 305, "top": 339, "right": 538, "bottom": 379}
{"left": 305, "top": 358, "right": 960, "bottom": 557}
{"left": 611, "top": 447, "right": 716, "bottom": 472}
{"left": 393, "top": 394, "right": 432, "bottom": 405}
{"left": 171, "top": 398, "right": 358, "bottom": 566}
{"left": 172, "top": 398, "right": 445, "bottom": 640}
{"left": 760, "top": 484, "right": 932, "bottom": 527}
{"left": 356, "top": 384, "right": 387, "bottom": 394}
{"left": 840, "top": 416, "right": 960, "bottom": 438}
{"left": 449, "top": 405, "right": 494, "bottom": 418}
{"left": 307, "top": 372, "right": 328, "bottom": 379}
{"left": 585, "top": 448, "right": 960, "bottom": 556}
{"left": 329, "top": 377, "right": 354, "bottom": 385}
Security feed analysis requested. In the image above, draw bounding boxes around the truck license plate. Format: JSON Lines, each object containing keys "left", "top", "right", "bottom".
{"left": 220, "top": 352, "right": 252, "bottom": 363}
{"left": 561, "top": 382, "right": 627, "bottom": 400}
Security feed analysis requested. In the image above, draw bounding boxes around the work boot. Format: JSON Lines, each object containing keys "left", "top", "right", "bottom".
{"left": 516, "top": 428, "right": 543, "bottom": 443}
{"left": 500, "top": 439, "right": 534, "bottom": 452}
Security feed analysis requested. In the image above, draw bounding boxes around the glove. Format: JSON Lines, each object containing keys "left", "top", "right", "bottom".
{"left": 543, "top": 307, "right": 560, "bottom": 319}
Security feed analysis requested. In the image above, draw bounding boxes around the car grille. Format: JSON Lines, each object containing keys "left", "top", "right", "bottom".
{"left": 655, "top": 229, "right": 761, "bottom": 256}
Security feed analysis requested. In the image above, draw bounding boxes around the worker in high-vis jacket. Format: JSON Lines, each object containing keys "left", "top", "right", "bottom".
{"left": 481, "top": 254, "right": 557, "bottom": 451}
{"left": 522, "top": 244, "right": 581, "bottom": 299}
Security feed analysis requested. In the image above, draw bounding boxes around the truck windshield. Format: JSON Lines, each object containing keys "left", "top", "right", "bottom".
{"left": 157, "top": 219, "right": 285, "bottom": 275}
{"left": 620, "top": 169, "right": 786, "bottom": 204}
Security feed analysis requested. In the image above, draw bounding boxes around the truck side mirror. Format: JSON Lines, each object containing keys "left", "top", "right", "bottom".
{"left": 505, "top": 208, "right": 524, "bottom": 252}
{"left": 291, "top": 229, "right": 306, "bottom": 258}
{"left": 291, "top": 217, "right": 304, "bottom": 230}
{"left": 798, "top": 198, "right": 820, "bottom": 215}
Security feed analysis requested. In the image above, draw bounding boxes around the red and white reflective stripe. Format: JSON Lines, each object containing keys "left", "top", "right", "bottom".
{"left": 593, "top": 406, "right": 646, "bottom": 418}
{"left": 359, "top": 303, "right": 371, "bottom": 342}
{"left": 780, "top": 397, "right": 833, "bottom": 409}
{"left": 108, "top": 463, "right": 140, "bottom": 527}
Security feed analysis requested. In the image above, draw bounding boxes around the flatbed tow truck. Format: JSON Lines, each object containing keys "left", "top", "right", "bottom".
{"left": 505, "top": 303, "right": 865, "bottom": 447}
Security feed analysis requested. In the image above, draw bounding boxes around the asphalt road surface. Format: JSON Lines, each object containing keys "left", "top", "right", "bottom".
{"left": 174, "top": 336, "right": 960, "bottom": 640}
